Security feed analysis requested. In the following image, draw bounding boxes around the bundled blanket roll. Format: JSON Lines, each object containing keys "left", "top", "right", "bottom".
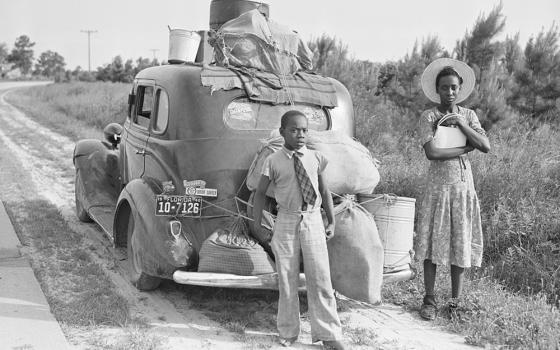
{"left": 210, "top": 9, "right": 313, "bottom": 75}
{"left": 198, "top": 218, "right": 275, "bottom": 275}
{"left": 246, "top": 130, "right": 379, "bottom": 196}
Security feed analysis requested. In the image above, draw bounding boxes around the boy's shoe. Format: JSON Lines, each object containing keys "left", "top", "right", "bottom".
{"left": 322, "top": 339, "right": 348, "bottom": 350}
{"left": 279, "top": 336, "right": 298, "bottom": 347}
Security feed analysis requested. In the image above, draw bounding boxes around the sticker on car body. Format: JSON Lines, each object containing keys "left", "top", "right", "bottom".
{"left": 183, "top": 179, "right": 217, "bottom": 197}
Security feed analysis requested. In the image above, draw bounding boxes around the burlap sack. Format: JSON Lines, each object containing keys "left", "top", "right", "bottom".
{"left": 246, "top": 136, "right": 283, "bottom": 196}
{"left": 326, "top": 196, "right": 384, "bottom": 304}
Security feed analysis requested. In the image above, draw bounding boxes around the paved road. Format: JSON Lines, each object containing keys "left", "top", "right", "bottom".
{"left": 0, "top": 80, "right": 70, "bottom": 350}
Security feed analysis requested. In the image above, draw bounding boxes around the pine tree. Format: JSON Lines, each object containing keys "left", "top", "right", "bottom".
{"left": 502, "top": 33, "right": 523, "bottom": 75}
{"left": 0, "top": 43, "right": 8, "bottom": 64}
{"left": 512, "top": 24, "right": 560, "bottom": 121}
{"left": 7, "top": 35, "right": 35, "bottom": 74}
{"left": 34, "top": 50, "right": 66, "bottom": 77}
{"left": 308, "top": 34, "right": 341, "bottom": 72}
{"left": 454, "top": 3, "right": 510, "bottom": 127}
{"left": 454, "top": 2, "right": 505, "bottom": 81}
{"left": 384, "top": 36, "right": 445, "bottom": 113}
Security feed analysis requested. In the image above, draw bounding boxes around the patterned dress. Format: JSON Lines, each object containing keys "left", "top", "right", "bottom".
{"left": 414, "top": 106, "right": 486, "bottom": 268}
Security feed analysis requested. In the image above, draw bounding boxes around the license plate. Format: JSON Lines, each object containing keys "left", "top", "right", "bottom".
{"left": 155, "top": 195, "right": 202, "bottom": 217}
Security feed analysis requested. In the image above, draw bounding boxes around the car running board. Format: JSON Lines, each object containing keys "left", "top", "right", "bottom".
{"left": 88, "top": 205, "right": 116, "bottom": 240}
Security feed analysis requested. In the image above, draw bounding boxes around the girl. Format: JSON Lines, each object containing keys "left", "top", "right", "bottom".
{"left": 415, "top": 58, "right": 491, "bottom": 320}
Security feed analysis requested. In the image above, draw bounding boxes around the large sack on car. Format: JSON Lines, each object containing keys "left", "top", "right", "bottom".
{"left": 326, "top": 196, "right": 384, "bottom": 304}
{"left": 307, "top": 130, "right": 379, "bottom": 195}
{"left": 246, "top": 131, "right": 379, "bottom": 196}
{"left": 246, "top": 136, "right": 283, "bottom": 196}
{"left": 198, "top": 217, "right": 275, "bottom": 275}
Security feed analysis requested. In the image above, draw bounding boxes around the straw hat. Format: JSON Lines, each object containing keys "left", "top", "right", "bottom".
{"left": 421, "top": 58, "right": 476, "bottom": 104}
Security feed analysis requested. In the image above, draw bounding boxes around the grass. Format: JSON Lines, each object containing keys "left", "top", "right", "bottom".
{"left": 343, "top": 326, "right": 381, "bottom": 348}
{"left": 5, "top": 81, "right": 560, "bottom": 349}
{"left": 364, "top": 102, "right": 560, "bottom": 349}
{"left": 168, "top": 284, "right": 396, "bottom": 349}
{"left": 356, "top": 98, "right": 560, "bottom": 301}
{"left": 88, "top": 326, "right": 165, "bottom": 350}
{"left": 158, "top": 284, "right": 282, "bottom": 349}
{"left": 3, "top": 198, "right": 165, "bottom": 348}
{"left": 4, "top": 81, "right": 129, "bottom": 141}
{"left": 166, "top": 283, "right": 280, "bottom": 334}
{"left": 382, "top": 263, "right": 560, "bottom": 349}
{"left": 4, "top": 199, "right": 131, "bottom": 327}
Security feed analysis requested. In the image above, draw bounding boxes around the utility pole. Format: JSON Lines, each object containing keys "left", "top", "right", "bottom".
{"left": 149, "top": 49, "right": 159, "bottom": 61}
{"left": 81, "top": 30, "right": 98, "bottom": 72}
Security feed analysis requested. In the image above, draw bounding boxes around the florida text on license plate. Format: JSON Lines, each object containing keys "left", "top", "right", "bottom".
{"left": 155, "top": 195, "right": 202, "bottom": 216}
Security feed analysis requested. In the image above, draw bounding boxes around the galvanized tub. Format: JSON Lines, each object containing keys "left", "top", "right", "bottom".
{"left": 168, "top": 29, "right": 201, "bottom": 64}
{"left": 358, "top": 194, "right": 416, "bottom": 272}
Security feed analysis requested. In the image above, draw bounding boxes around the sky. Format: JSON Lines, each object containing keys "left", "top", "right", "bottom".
{"left": 0, "top": 0, "right": 559, "bottom": 70}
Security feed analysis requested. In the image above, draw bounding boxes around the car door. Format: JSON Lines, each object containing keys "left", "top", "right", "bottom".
{"left": 122, "top": 79, "right": 155, "bottom": 182}
{"left": 143, "top": 86, "right": 172, "bottom": 184}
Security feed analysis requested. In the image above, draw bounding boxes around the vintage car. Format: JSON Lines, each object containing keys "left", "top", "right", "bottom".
{"left": 73, "top": 2, "right": 414, "bottom": 296}
{"left": 73, "top": 61, "right": 414, "bottom": 294}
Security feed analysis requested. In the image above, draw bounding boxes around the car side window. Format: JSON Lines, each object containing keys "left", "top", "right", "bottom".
{"left": 135, "top": 85, "right": 154, "bottom": 129}
{"left": 153, "top": 89, "right": 169, "bottom": 132}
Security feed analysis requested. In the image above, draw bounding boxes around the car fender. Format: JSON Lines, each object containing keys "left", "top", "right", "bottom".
{"left": 73, "top": 139, "right": 121, "bottom": 212}
{"left": 114, "top": 178, "right": 195, "bottom": 279}
{"left": 73, "top": 139, "right": 114, "bottom": 167}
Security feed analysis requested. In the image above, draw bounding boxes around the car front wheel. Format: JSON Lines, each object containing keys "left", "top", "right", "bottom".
{"left": 126, "top": 214, "right": 162, "bottom": 291}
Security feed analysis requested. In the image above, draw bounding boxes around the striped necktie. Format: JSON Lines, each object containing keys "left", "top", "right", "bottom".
{"left": 293, "top": 151, "right": 317, "bottom": 207}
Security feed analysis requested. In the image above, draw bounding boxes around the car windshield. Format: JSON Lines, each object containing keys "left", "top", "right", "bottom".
{"left": 225, "top": 98, "right": 329, "bottom": 131}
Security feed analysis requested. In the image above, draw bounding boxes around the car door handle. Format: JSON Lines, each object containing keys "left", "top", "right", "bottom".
{"left": 135, "top": 149, "right": 146, "bottom": 155}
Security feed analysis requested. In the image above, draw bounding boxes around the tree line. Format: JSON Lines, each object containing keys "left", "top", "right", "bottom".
{"left": 309, "top": 3, "right": 559, "bottom": 127}
{"left": 0, "top": 35, "right": 160, "bottom": 83}
{"left": 1, "top": 4, "right": 558, "bottom": 126}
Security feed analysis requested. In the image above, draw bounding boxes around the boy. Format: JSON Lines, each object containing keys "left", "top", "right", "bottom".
{"left": 252, "top": 110, "right": 347, "bottom": 349}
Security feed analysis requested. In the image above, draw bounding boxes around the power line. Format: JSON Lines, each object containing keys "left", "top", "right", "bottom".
{"left": 81, "top": 30, "right": 97, "bottom": 72}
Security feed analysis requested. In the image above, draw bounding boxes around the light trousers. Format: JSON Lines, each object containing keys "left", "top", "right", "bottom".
{"left": 271, "top": 209, "right": 342, "bottom": 342}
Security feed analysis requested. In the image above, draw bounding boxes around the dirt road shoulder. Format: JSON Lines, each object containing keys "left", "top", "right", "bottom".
{"left": 0, "top": 201, "right": 71, "bottom": 350}
{"left": 0, "top": 81, "right": 484, "bottom": 350}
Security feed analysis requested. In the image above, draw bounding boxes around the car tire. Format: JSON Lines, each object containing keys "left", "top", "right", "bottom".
{"left": 75, "top": 171, "right": 92, "bottom": 222}
{"left": 126, "top": 214, "right": 162, "bottom": 291}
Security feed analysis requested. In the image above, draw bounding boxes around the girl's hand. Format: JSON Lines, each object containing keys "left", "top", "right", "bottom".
{"left": 463, "top": 144, "right": 475, "bottom": 153}
{"left": 441, "top": 113, "right": 467, "bottom": 127}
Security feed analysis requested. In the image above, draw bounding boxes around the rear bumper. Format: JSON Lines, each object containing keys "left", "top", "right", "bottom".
{"left": 173, "top": 271, "right": 307, "bottom": 291}
{"left": 382, "top": 267, "right": 416, "bottom": 284}
{"left": 172, "top": 265, "right": 415, "bottom": 291}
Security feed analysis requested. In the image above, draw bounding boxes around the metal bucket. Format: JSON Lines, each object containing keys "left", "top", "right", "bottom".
{"left": 168, "top": 29, "right": 201, "bottom": 64}
{"left": 209, "top": 0, "right": 270, "bottom": 30}
{"left": 358, "top": 194, "right": 416, "bottom": 272}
